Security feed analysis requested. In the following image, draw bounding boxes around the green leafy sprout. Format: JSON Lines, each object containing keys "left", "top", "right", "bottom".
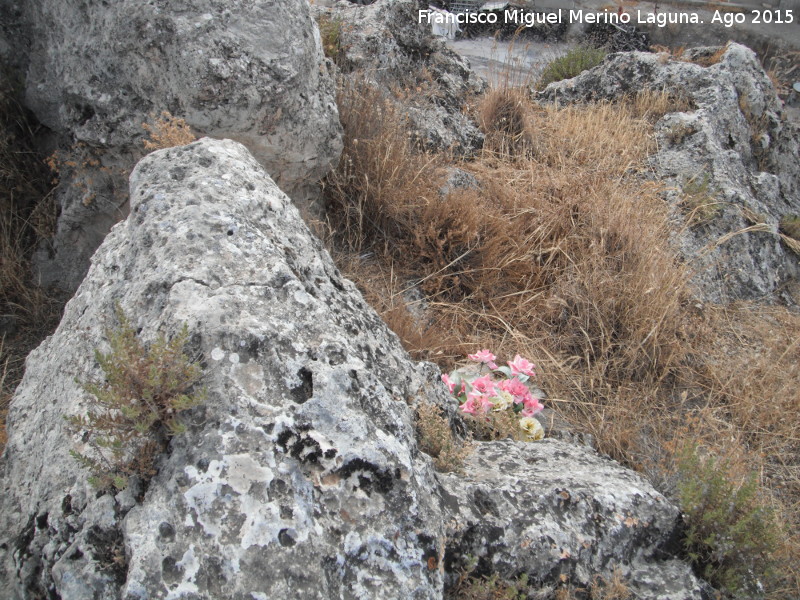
{"left": 68, "top": 305, "right": 204, "bottom": 491}
{"left": 677, "top": 445, "right": 779, "bottom": 596}
{"left": 536, "top": 46, "right": 607, "bottom": 90}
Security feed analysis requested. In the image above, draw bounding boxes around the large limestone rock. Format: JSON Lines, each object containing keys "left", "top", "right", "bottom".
{"left": 0, "top": 139, "right": 705, "bottom": 599}
{"left": 0, "top": 138, "right": 442, "bottom": 599}
{"left": 538, "top": 43, "right": 800, "bottom": 303}
{"left": 16, "top": 0, "right": 342, "bottom": 291}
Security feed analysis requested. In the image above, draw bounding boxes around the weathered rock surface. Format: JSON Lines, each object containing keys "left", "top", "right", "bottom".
{"left": 0, "top": 138, "right": 441, "bottom": 599}
{"left": 538, "top": 43, "right": 800, "bottom": 303}
{"left": 1, "top": 139, "right": 705, "bottom": 599}
{"left": 11, "top": 0, "right": 342, "bottom": 291}
{"left": 314, "top": 0, "right": 485, "bottom": 154}
{"left": 440, "top": 441, "right": 710, "bottom": 599}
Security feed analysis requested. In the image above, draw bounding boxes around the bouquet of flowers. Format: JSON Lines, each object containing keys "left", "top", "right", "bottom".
{"left": 442, "top": 350, "right": 544, "bottom": 442}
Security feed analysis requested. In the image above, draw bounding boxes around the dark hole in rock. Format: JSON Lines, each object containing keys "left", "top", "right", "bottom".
{"left": 87, "top": 525, "right": 128, "bottom": 586}
{"left": 473, "top": 488, "right": 500, "bottom": 517}
{"left": 158, "top": 522, "right": 175, "bottom": 542}
{"left": 162, "top": 555, "right": 184, "bottom": 584}
{"left": 278, "top": 528, "right": 296, "bottom": 547}
{"left": 337, "top": 458, "right": 394, "bottom": 495}
{"left": 290, "top": 367, "right": 313, "bottom": 404}
{"left": 76, "top": 103, "right": 95, "bottom": 125}
{"left": 67, "top": 547, "right": 84, "bottom": 561}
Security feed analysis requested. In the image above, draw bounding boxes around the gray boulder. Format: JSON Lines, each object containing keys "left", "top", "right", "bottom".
{"left": 14, "top": 0, "right": 342, "bottom": 292}
{"left": 0, "top": 139, "right": 704, "bottom": 599}
{"left": 313, "top": 0, "right": 485, "bottom": 154}
{"left": 440, "top": 441, "right": 710, "bottom": 599}
{"left": 538, "top": 43, "right": 800, "bottom": 303}
{"left": 0, "top": 138, "right": 441, "bottom": 599}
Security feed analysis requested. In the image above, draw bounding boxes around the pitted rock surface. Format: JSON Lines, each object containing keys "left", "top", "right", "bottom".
{"left": 439, "top": 440, "right": 709, "bottom": 599}
{"left": 539, "top": 43, "right": 800, "bottom": 303}
{"left": 0, "top": 139, "right": 440, "bottom": 599}
{"left": 14, "top": 0, "right": 342, "bottom": 291}
{"left": 1, "top": 139, "right": 705, "bottom": 599}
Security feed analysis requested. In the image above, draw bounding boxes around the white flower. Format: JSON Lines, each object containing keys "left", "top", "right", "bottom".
{"left": 519, "top": 417, "right": 544, "bottom": 441}
{"left": 489, "top": 390, "right": 514, "bottom": 412}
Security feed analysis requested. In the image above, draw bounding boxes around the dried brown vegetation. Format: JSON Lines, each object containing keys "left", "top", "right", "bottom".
{"left": 415, "top": 401, "right": 473, "bottom": 474}
{"left": 323, "top": 76, "right": 800, "bottom": 597}
{"left": 142, "top": 111, "right": 196, "bottom": 151}
{"left": 1, "top": 70, "right": 64, "bottom": 449}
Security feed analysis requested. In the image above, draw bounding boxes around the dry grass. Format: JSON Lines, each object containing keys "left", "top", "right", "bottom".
{"left": 652, "top": 44, "right": 728, "bottom": 68}
{"left": 142, "top": 111, "right": 196, "bottom": 151}
{"left": 475, "top": 87, "right": 533, "bottom": 158}
{"left": 589, "top": 568, "right": 632, "bottom": 600}
{"left": 1, "top": 70, "right": 66, "bottom": 452}
{"left": 322, "top": 74, "right": 800, "bottom": 596}
{"left": 690, "top": 44, "right": 729, "bottom": 68}
{"left": 1, "top": 74, "right": 57, "bottom": 324}
{"left": 415, "top": 401, "right": 473, "bottom": 474}
{"left": 0, "top": 340, "right": 9, "bottom": 447}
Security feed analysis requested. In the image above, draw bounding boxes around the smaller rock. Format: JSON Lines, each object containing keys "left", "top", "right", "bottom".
{"left": 440, "top": 440, "right": 709, "bottom": 600}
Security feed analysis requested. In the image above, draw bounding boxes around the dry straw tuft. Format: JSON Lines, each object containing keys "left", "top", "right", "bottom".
{"left": 142, "top": 111, "right": 196, "bottom": 151}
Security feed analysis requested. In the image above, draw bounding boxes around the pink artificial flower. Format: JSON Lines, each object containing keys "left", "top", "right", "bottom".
{"left": 478, "top": 395, "right": 493, "bottom": 414}
{"left": 521, "top": 395, "right": 544, "bottom": 417}
{"left": 498, "top": 378, "right": 530, "bottom": 403}
{"left": 460, "top": 398, "right": 479, "bottom": 415}
{"left": 462, "top": 393, "right": 492, "bottom": 415}
{"left": 508, "top": 354, "right": 536, "bottom": 378}
{"left": 466, "top": 392, "right": 493, "bottom": 415}
{"left": 467, "top": 349, "right": 498, "bottom": 370}
{"left": 470, "top": 374, "right": 496, "bottom": 396}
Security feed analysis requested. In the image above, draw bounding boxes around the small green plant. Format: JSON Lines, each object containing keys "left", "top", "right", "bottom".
{"left": 680, "top": 172, "right": 722, "bottom": 225}
{"left": 536, "top": 46, "right": 607, "bottom": 90}
{"left": 448, "top": 557, "right": 531, "bottom": 600}
{"left": 68, "top": 305, "right": 204, "bottom": 490}
{"left": 779, "top": 214, "right": 800, "bottom": 240}
{"left": 415, "top": 401, "right": 473, "bottom": 474}
{"left": 677, "top": 445, "right": 779, "bottom": 596}
{"left": 316, "top": 14, "right": 347, "bottom": 67}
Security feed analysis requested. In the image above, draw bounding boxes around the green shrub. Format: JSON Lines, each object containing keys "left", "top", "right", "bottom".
{"left": 779, "top": 214, "right": 800, "bottom": 240}
{"left": 536, "top": 46, "right": 607, "bottom": 90}
{"left": 316, "top": 14, "right": 347, "bottom": 67}
{"left": 681, "top": 172, "right": 722, "bottom": 225}
{"left": 415, "top": 401, "right": 472, "bottom": 474}
{"left": 677, "top": 445, "right": 779, "bottom": 596}
{"left": 68, "top": 305, "right": 204, "bottom": 491}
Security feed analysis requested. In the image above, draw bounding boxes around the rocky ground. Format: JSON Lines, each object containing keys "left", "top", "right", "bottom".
{"left": 0, "top": 0, "right": 798, "bottom": 598}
